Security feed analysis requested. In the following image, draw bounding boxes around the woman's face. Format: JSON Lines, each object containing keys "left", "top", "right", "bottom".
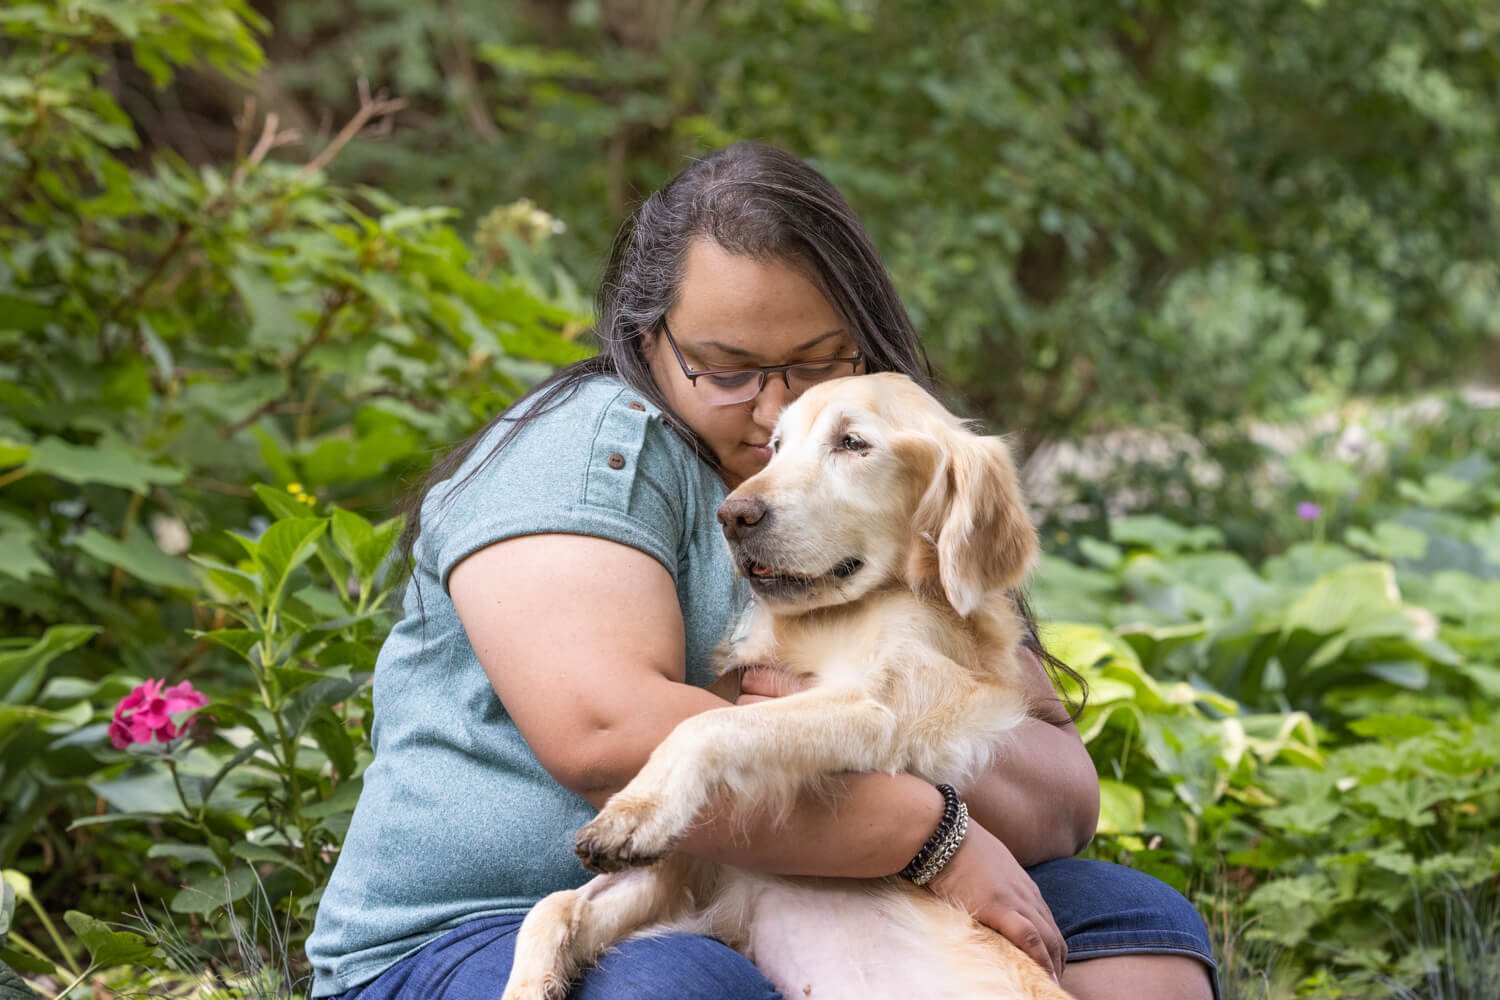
{"left": 645, "top": 238, "right": 860, "bottom": 488}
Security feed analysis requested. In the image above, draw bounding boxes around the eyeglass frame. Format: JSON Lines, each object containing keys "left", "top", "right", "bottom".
{"left": 654, "top": 317, "right": 864, "bottom": 406}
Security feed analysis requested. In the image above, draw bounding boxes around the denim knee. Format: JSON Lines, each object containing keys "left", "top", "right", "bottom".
{"left": 1028, "top": 856, "right": 1219, "bottom": 995}
{"left": 576, "top": 932, "right": 783, "bottom": 1000}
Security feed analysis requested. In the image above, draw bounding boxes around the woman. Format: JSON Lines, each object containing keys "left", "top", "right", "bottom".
{"left": 306, "top": 142, "right": 1219, "bottom": 1000}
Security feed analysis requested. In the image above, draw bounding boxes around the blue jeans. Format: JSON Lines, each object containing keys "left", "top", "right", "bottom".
{"left": 336, "top": 858, "right": 1220, "bottom": 999}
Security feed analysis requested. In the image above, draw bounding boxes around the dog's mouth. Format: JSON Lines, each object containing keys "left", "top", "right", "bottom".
{"left": 739, "top": 556, "right": 864, "bottom": 594}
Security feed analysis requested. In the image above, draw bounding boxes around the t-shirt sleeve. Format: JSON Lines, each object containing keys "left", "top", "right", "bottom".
{"left": 422, "top": 384, "right": 692, "bottom": 592}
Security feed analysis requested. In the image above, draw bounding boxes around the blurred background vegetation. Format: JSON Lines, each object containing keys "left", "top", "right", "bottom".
{"left": 156, "top": 0, "right": 1500, "bottom": 548}
{"left": 2, "top": 1, "right": 1497, "bottom": 997}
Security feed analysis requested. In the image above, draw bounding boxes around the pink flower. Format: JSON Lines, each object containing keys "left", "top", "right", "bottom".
{"left": 109, "top": 679, "right": 208, "bottom": 750}
{"left": 1296, "top": 501, "right": 1322, "bottom": 521}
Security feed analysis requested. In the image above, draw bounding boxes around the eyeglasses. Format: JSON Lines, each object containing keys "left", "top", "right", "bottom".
{"left": 656, "top": 318, "right": 862, "bottom": 406}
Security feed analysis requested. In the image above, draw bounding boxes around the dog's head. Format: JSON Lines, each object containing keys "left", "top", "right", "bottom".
{"left": 717, "top": 372, "right": 1038, "bottom": 616}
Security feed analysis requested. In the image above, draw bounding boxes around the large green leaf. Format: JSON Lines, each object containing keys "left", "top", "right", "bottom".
{"left": 1096, "top": 778, "right": 1145, "bottom": 835}
{"left": 254, "top": 517, "right": 328, "bottom": 610}
{"left": 23, "top": 437, "right": 183, "bottom": 492}
{"left": 62, "top": 910, "right": 160, "bottom": 969}
{"left": 71, "top": 527, "right": 193, "bottom": 590}
{"left": 228, "top": 265, "right": 314, "bottom": 352}
{"left": 0, "top": 961, "right": 39, "bottom": 999}
{"left": 309, "top": 708, "right": 356, "bottom": 779}
{"left": 252, "top": 482, "right": 313, "bottom": 522}
{"left": 169, "top": 866, "right": 257, "bottom": 916}
{"left": 0, "top": 516, "right": 49, "bottom": 581}
{"left": 0, "top": 625, "right": 97, "bottom": 704}
{"left": 1281, "top": 563, "right": 1407, "bottom": 638}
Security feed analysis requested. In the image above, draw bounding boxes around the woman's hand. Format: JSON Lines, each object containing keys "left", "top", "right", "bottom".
{"left": 735, "top": 665, "right": 808, "bottom": 704}
{"left": 926, "top": 821, "right": 1067, "bottom": 984}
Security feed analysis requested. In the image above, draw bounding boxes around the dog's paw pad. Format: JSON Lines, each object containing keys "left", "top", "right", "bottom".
{"left": 574, "top": 801, "right": 679, "bottom": 873}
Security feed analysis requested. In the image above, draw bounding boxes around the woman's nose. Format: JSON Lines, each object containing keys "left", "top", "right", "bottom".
{"left": 751, "top": 372, "right": 794, "bottom": 428}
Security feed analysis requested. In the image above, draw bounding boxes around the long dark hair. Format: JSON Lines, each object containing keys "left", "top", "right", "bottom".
{"left": 397, "top": 141, "right": 1083, "bottom": 714}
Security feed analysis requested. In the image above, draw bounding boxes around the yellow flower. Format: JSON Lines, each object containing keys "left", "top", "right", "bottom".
{"left": 300, "top": 494, "right": 317, "bottom": 506}
{"left": 287, "top": 482, "right": 305, "bottom": 495}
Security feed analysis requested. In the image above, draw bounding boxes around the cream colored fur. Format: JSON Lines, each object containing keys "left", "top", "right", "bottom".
{"left": 501, "top": 373, "right": 1072, "bottom": 1000}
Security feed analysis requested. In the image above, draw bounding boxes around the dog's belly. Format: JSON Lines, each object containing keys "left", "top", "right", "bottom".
{"left": 701, "top": 872, "right": 1060, "bottom": 999}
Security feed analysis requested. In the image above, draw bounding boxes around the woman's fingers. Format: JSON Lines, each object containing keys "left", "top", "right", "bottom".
{"left": 990, "top": 908, "right": 1063, "bottom": 984}
{"left": 736, "top": 665, "right": 807, "bottom": 701}
{"left": 925, "top": 823, "right": 1068, "bottom": 983}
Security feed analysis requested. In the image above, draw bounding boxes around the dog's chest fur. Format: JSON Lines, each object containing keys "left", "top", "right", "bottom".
{"left": 725, "top": 588, "right": 1031, "bottom": 786}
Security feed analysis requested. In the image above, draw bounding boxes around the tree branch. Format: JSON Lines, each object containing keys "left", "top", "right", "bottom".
{"left": 298, "top": 80, "right": 406, "bottom": 180}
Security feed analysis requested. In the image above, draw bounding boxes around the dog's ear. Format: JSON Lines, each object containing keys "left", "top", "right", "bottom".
{"left": 907, "top": 429, "right": 1038, "bottom": 617}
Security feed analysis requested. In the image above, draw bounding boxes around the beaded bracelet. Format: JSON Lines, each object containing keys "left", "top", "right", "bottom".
{"left": 897, "top": 783, "right": 970, "bottom": 886}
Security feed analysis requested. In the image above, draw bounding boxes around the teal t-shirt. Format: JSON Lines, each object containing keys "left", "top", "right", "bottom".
{"left": 306, "top": 376, "right": 744, "bottom": 996}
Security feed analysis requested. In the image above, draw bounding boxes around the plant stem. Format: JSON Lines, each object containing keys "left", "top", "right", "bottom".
{"left": 24, "top": 895, "right": 80, "bottom": 977}
{"left": 50, "top": 961, "right": 99, "bottom": 1000}
{"left": 102, "top": 221, "right": 191, "bottom": 344}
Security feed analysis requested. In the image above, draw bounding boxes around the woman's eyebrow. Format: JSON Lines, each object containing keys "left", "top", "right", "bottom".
{"left": 696, "top": 328, "right": 848, "bottom": 361}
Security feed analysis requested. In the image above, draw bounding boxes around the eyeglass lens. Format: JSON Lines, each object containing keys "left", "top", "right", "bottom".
{"left": 700, "top": 360, "right": 859, "bottom": 405}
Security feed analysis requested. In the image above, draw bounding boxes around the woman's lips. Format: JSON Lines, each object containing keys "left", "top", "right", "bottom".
{"left": 745, "top": 443, "right": 772, "bottom": 462}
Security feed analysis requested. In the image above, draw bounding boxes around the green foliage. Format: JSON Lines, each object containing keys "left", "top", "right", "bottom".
{"left": 248, "top": 0, "right": 1498, "bottom": 450}
{"left": 0, "top": 1, "right": 584, "bottom": 989}
{"left": 1033, "top": 422, "right": 1500, "bottom": 994}
{"left": 5, "top": 1, "right": 1499, "bottom": 996}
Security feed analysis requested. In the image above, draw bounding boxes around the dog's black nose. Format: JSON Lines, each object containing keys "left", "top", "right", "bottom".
{"left": 717, "top": 496, "right": 769, "bottom": 542}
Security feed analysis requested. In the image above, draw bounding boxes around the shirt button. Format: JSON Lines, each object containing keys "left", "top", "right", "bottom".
{"left": 607, "top": 453, "right": 626, "bottom": 470}
{"left": 627, "top": 400, "right": 645, "bottom": 411}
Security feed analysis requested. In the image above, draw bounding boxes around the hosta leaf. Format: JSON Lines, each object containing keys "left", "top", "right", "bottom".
{"left": 1096, "top": 779, "right": 1145, "bottom": 835}
{"left": 0, "top": 961, "right": 40, "bottom": 998}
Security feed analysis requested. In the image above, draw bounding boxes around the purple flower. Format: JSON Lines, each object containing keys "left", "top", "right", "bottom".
{"left": 1296, "top": 501, "right": 1322, "bottom": 522}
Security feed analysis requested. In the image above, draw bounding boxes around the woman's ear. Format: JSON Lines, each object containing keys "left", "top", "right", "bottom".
{"left": 907, "top": 428, "right": 1038, "bottom": 617}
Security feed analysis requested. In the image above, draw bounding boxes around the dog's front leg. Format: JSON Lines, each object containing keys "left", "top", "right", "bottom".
{"left": 576, "top": 687, "right": 899, "bottom": 872}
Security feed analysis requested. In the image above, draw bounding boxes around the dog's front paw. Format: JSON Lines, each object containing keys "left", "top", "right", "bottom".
{"left": 574, "top": 795, "right": 685, "bottom": 873}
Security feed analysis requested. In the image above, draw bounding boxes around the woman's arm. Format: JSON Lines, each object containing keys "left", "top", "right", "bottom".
{"left": 450, "top": 533, "right": 939, "bottom": 878}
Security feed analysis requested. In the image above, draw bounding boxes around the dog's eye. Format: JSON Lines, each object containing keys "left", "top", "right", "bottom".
{"left": 838, "top": 434, "right": 869, "bottom": 453}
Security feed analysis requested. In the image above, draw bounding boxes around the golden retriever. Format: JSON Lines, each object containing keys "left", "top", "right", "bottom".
{"left": 501, "top": 372, "right": 1070, "bottom": 1000}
